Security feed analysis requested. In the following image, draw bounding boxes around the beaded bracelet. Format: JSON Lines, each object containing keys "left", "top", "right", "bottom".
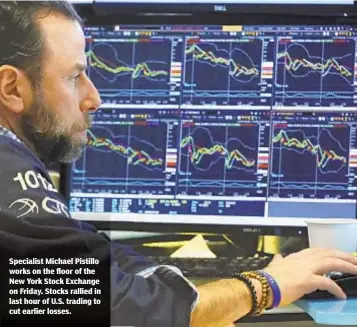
{"left": 257, "top": 270, "right": 281, "bottom": 309}
{"left": 241, "top": 271, "right": 271, "bottom": 315}
{"left": 232, "top": 272, "right": 259, "bottom": 316}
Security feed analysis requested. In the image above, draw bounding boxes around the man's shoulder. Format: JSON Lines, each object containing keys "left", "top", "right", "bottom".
{"left": 0, "top": 135, "right": 33, "bottom": 155}
{"left": 0, "top": 135, "right": 56, "bottom": 191}
{"left": 0, "top": 135, "right": 45, "bottom": 169}
{"left": 0, "top": 135, "right": 69, "bottom": 219}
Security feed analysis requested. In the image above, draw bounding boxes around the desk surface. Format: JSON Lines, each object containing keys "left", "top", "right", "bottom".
{"left": 295, "top": 298, "right": 357, "bottom": 325}
{"left": 191, "top": 277, "right": 357, "bottom": 324}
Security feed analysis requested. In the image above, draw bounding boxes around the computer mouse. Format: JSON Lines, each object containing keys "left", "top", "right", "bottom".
{"left": 302, "top": 273, "right": 357, "bottom": 300}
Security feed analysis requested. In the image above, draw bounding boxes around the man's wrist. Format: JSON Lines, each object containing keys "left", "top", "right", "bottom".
{"left": 230, "top": 274, "right": 273, "bottom": 316}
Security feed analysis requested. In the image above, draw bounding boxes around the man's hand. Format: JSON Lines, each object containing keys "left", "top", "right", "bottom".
{"left": 190, "top": 248, "right": 357, "bottom": 327}
{"left": 263, "top": 248, "right": 357, "bottom": 306}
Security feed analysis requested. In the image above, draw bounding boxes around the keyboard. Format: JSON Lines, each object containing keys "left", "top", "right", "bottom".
{"left": 147, "top": 256, "right": 273, "bottom": 278}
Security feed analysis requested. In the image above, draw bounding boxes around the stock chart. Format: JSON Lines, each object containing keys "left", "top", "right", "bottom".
{"left": 72, "top": 109, "right": 180, "bottom": 195}
{"left": 182, "top": 37, "right": 272, "bottom": 108}
{"left": 84, "top": 25, "right": 357, "bottom": 110}
{"left": 177, "top": 111, "right": 270, "bottom": 197}
{"left": 274, "top": 38, "right": 356, "bottom": 109}
{"left": 269, "top": 112, "right": 357, "bottom": 199}
{"left": 70, "top": 25, "right": 357, "bottom": 220}
{"left": 86, "top": 30, "right": 183, "bottom": 107}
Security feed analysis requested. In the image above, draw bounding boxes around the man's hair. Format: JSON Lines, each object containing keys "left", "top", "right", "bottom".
{"left": 0, "top": 1, "right": 83, "bottom": 84}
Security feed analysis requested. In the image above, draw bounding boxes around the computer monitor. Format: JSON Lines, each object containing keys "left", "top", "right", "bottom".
{"left": 67, "top": 23, "right": 357, "bottom": 233}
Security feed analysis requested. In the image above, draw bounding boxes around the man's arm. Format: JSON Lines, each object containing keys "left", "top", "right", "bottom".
{"left": 190, "top": 278, "right": 263, "bottom": 327}
{"left": 192, "top": 248, "right": 357, "bottom": 327}
{"left": 0, "top": 138, "right": 198, "bottom": 326}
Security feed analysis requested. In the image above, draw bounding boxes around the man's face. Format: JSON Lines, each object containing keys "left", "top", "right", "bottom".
{"left": 20, "top": 84, "right": 93, "bottom": 164}
{"left": 21, "top": 12, "right": 101, "bottom": 163}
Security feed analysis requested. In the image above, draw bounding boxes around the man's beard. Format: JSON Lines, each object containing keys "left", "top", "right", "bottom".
{"left": 19, "top": 95, "right": 92, "bottom": 165}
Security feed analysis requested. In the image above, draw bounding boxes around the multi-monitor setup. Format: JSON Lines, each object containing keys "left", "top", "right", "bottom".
{"left": 64, "top": 2, "right": 357, "bottom": 236}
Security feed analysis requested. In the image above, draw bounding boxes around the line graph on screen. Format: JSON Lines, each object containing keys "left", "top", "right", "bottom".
{"left": 270, "top": 125, "right": 350, "bottom": 196}
{"left": 73, "top": 123, "right": 168, "bottom": 192}
{"left": 274, "top": 39, "right": 356, "bottom": 108}
{"left": 183, "top": 39, "right": 263, "bottom": 107}
{"left": 178, "top": 123, "right": 259, "bottom": 195}
{"left": 86, "top": 40, "right": 172, "bottom": 105}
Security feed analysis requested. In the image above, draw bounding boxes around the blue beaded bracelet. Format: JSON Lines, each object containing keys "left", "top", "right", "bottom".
{"left": 257, "top": 270, "right": 281, "bottom": 309}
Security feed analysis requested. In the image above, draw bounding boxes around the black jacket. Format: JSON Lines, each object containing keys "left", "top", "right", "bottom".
{"left": 0, "top": 134, "right": 197, "bottom": 327}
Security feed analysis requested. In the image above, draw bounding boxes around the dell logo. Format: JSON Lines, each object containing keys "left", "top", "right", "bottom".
{"left": 214, "top": 5, "right": 227, "bottom": 12}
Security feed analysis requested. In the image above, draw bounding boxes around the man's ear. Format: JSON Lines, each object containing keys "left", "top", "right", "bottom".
{"left": 0, "top": 65, "right": 32, "bottom": 114}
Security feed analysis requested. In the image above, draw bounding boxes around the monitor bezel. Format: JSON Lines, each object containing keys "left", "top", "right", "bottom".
{"left": 71, "top": 0, "right": 357, "bottom": 26}
{"left": 91, "top": 1, "right": 357, "bottom": 18}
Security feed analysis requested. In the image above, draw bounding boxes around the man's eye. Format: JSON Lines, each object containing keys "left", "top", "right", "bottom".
{"left": 72, "top": 74, "right": 81, "bottom": 82}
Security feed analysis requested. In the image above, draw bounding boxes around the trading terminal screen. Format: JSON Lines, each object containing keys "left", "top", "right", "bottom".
{"left": 69, "top": 24, "right": 357, "bottom": 226}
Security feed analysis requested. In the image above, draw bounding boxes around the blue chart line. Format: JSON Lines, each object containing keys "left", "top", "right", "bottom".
{"left": 183, "top": 40, "right": 262, "bottom": 106}
{"left": 73, "top": 124, "right": 168, "bottom": 192}
{"left": 269, "top": 125, "right": 350, "bottom": 197}
{"left": 178, "top": 124, "right": 259, "bottom": 196}
{"left": 274, "top": 39, "right": 356, "bottom": 107}
{"left": 86, "top": 40, "right": 172, "bottom": 104}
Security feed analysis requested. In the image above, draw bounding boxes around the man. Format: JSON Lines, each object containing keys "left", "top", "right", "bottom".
{"left": 0, "top": 2, "right": 357, "bottom": 327}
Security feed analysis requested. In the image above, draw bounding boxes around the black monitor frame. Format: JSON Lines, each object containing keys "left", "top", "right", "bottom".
{"left": 74, "top": 1, "right": 357, "bottom": 25}
{"left": 91, "top": 1, "right": 357, "bottom": 19}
